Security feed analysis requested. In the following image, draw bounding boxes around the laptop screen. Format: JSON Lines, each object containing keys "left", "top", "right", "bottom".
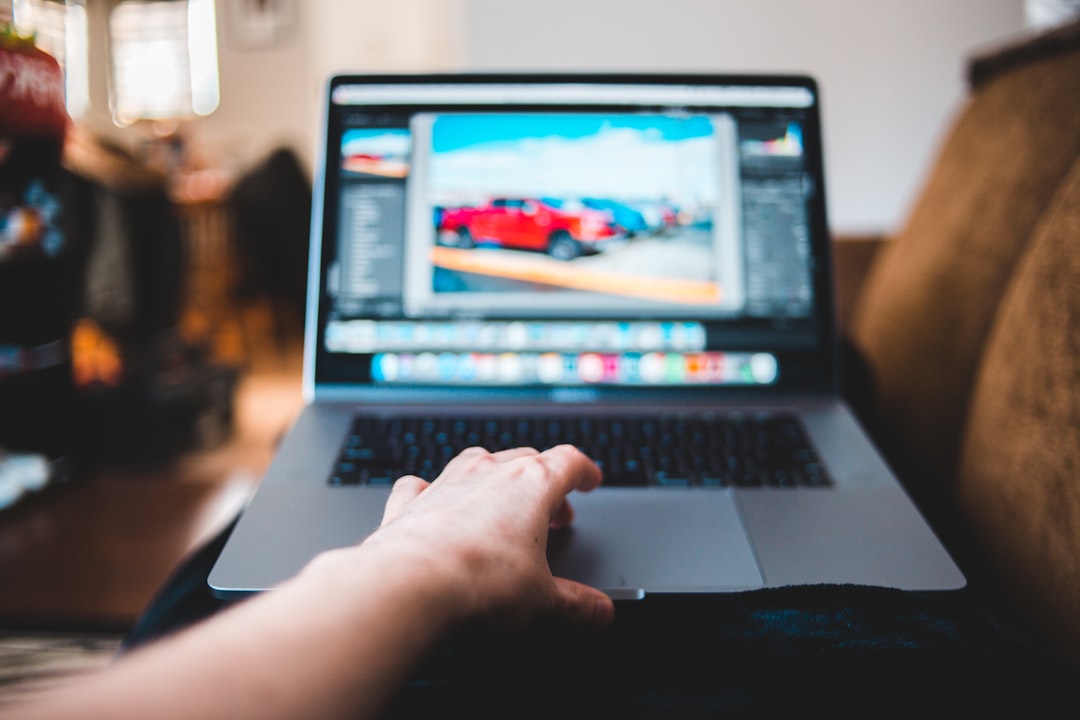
{"left": 310, "top": 75, "right": 834, "bottom": 395}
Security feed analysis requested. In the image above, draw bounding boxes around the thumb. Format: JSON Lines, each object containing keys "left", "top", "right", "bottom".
{"left": 381, "top": 475, "right": 429, "bottom": 526}
{"left": 550, "top": 577, "right": 616, "bottom": 628}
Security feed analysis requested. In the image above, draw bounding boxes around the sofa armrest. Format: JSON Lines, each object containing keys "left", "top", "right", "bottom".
{"left": 832, "top": 234, "right": 886, "bottom": 338}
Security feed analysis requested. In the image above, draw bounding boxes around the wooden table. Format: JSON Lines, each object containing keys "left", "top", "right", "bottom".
{"left": 0, "top": 355, "right": 303, "bottom": 633}
{"left": 0, "top": 468, "right": 254, "bottom": 632}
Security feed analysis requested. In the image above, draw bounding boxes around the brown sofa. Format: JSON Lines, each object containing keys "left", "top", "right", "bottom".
{"left": 837, "top": 18, "right": 1080, "bottom": 671}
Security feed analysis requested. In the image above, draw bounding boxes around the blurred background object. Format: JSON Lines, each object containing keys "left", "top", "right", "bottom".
{"left": 2, "top": 10, "right": 238, "bottom": 474}
{"left": 0, "top": 19, "right": 76, "bottom": 465}
{"left": 60, "top": 123, "right": 238, "bottom": 467}
{"left": 227, "top": 146, "right": 311, "bottom": 360}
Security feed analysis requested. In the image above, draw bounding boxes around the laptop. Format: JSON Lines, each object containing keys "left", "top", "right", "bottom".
{"left": 208, "top": 73, "right": 965, "bottom": 600}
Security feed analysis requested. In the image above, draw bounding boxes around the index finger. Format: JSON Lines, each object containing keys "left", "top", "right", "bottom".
{"left": 535, "top": 444, "right": 603, "bottom": 497}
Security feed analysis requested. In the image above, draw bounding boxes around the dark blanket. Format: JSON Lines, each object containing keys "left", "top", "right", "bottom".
{"left": 390, "top": 586, "right": 1073, "bottom": 718}
{"left": 125, "top": 523, "right": 1075, "bottom": 718}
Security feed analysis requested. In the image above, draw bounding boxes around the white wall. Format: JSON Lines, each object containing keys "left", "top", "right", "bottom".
{"left": 301, "top": 0, "right": 462, "bottom": 169}
{"left": 74, "top": 0, "right": 1028, "bottom": 235}
{"left": 457, "top": 0, "right": 1026, "bottom": 235}
{"left": 186, "top": 0, "right": 312, "bottom": 176}
{"left": 188, "top": 0, "right": 461, "bottom": 177}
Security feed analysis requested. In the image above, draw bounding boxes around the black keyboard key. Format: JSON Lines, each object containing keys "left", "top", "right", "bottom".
{"left": 697, "top": 475, "right": 730, "bottom": 488}
{"left": 654, "top": 472, "right": 692, "bottom": 487}
{"left": 607, "top": 463, "right": 649, "bottom": 487}
{"left": 364, "top": 469, "right": 398, "bottom": 486}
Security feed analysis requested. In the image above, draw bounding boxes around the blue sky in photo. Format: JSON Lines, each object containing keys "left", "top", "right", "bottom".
{"left": 431, "top": 114, "right": 715, "bottom": 153}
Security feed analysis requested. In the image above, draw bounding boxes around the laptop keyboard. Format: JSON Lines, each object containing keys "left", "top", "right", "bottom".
{"left": 328, "top": 412, "right": 831, "bottom": 489}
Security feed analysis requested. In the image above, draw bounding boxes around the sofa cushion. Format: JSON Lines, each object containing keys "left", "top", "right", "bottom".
{"left": 957, "top": 156, "right": 1080, "bottom": 669}
{"left": 850, "top": 34, "right": 1080, "bottom": 511}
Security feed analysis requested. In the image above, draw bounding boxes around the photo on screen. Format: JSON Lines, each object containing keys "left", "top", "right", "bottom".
{"left": 401, "top": 112, "right": 746, "bottom": 318}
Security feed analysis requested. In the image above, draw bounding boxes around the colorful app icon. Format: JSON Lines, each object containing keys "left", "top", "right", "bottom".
{"left": 620, "top": 353, "right": 641, "bottom": 384}
{"left": 538, "top": 353, "right": 564, "bottom": 384}
{"left": 640, "top": 352, "right": 666, "bottom": 383}
{"left": 705, "top": 352, "right": 725, "bottom": 382}
{"left": 437, "top": 352, "right": 457, "bottom": 381}
{"left": 398, "top": 353, "right": 416, "bottom": 381}
{"left": 415, "top": 352, "right": 439, "bottom": 381}
{"left": 457, "top": 353, "right": 478, "bottom": 381}
{"left": 371, "top": 354, "right": 393, "bottom": 382}
{"left": 664, "top": 353, "right": 686, "bottom": 383}
{"left": 476, "top": 353, "right": 497, "bottom": 382}
{"left": 497, "top": 353, "right": 523, "bottom": 383}
{"left": 602, "top": 354, "right": 620, "bottom": 382}
{"left": 578, "top": 353, "right": 605, "bottom": 383}
{"left": 685, "top": 353, "right": 706, "bottom": 380}
{"left": 750, "top": 353, "right": 779, "bottom": 384}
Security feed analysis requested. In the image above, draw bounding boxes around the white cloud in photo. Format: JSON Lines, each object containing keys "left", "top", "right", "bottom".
{"left": 428, "top": 126, "right": 719, "bottom": 206}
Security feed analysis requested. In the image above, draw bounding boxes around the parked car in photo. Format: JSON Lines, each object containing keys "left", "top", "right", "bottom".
{"left": 632, "top": 199, "right": 680, "bottom": 233}
{"left": 579, "top": 197, "right": 648, "bottom": 236}
{"left": 437, "top": 197, "right": 621, "bottom": 260}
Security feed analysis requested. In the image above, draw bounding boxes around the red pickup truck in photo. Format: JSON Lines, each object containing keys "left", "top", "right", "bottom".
{"left": 437, "top": 197, "right": 621, "bottom": 260}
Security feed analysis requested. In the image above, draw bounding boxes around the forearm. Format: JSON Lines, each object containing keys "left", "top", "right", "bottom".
{"left": 18, "top": 543, "right": 464, "bottom": 720}
{"left": 16, "top": 446, "right": 613, "bottom": 720}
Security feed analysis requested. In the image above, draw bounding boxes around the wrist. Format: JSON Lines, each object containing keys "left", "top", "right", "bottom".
{"left": 300, "top": 532, "right": 478, "bottom": 638}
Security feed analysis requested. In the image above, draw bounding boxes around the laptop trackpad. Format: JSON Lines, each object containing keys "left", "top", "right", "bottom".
{"left": 547, "top": 490, "right": 763, "bottom": 597}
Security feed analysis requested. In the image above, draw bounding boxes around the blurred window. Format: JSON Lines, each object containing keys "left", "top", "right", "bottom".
{"left": 12, "top": 0, "right": 90, "bottom": 118}
{"left": 108, "top": 0, "right": 219, "bottom": 124}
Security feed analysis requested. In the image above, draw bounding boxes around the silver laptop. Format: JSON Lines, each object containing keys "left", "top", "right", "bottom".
{"left": 208, "top": 73, "right": 965, "bottom": 600}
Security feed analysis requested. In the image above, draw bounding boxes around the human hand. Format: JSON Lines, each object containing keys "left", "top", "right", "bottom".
{"left": 7, "top": 453, "right": 608, "bottom": 720}
{"left": 365, "top": 445, "right": 615, "bottom": 630}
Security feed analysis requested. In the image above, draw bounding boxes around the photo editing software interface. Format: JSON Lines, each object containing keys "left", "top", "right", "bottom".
{"left": 317, "top": 81, "right": 822, "bottom": 389}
